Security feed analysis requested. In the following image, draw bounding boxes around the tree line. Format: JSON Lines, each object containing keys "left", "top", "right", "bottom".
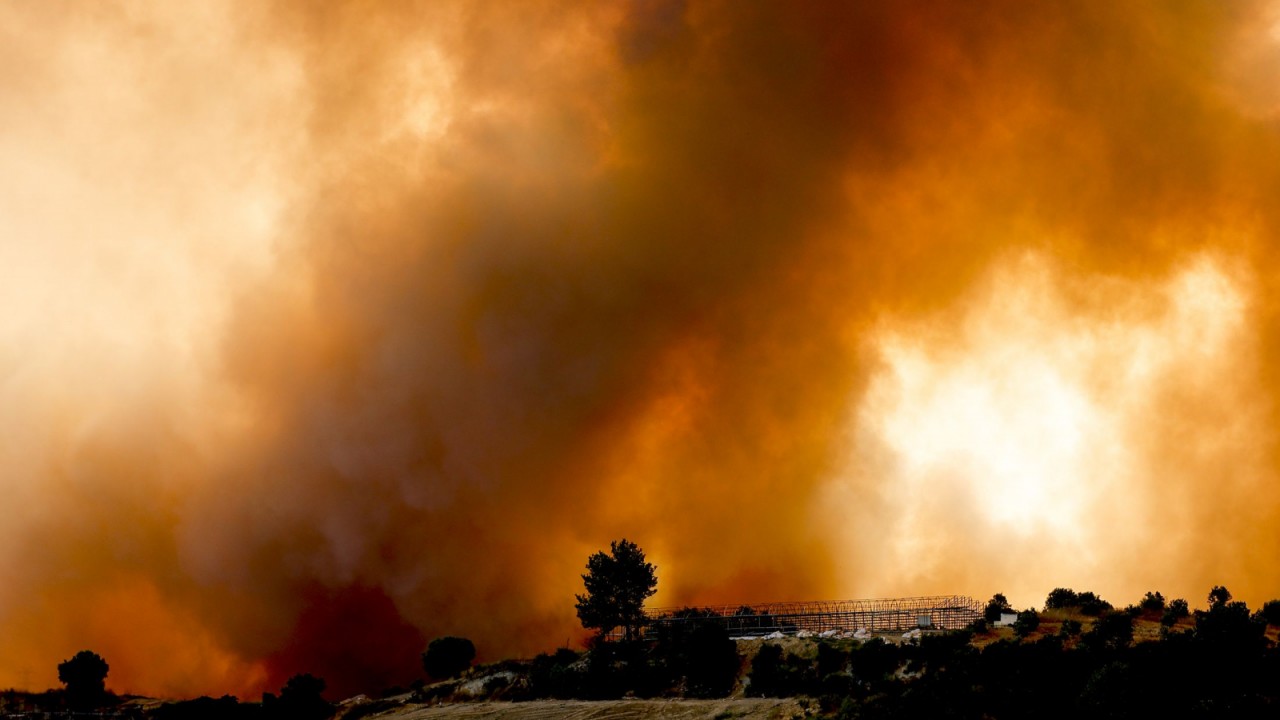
{"left": 9, "top": 539, "right": 1280, "bottom": 719}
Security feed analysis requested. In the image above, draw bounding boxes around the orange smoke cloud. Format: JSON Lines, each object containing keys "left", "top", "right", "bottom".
{"left": 3, "top": 0, "right": 1280, "bottom": 700}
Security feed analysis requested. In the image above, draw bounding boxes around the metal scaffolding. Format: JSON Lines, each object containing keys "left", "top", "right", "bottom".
{"left": 644, "top": 595, "right": 984, "bottom": 637}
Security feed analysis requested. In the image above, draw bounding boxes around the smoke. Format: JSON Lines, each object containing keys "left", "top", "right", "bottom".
{"left": 3, "top": 0, "right": 1280, "bottom": 699}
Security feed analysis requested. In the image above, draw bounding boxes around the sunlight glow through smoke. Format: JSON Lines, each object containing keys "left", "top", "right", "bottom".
{"left": 838, "top": 252, "right": 1253, "bottom": 607}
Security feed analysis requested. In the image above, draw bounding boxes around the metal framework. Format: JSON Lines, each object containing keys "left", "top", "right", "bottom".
{"left": 644, "top": 595, "right": 983, "bottom": 637}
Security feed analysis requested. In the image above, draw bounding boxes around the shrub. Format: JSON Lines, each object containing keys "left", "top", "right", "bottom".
{"left": 1013, "top": 609, "right": 1040, "bottom": 638}
{"left": 682, "top": 622, "right": 740, "bottom": 698}
{"left": 1140, "top": 591, "right": 1166, "bottom": 612}
{"left": 1059, "top": 619, "right": 1082, "bottom": 638}
{"left": 527, "top": 648, "right": 583, "bottom": 699}
{"left": 849, "top": 638, "right": 901, "bottom": 688}
{"left": 276, "top": 674, "right": 331, "bottom": 720}
{"left": 1162, "top": 598, "right": 1190, "bottom": 626}
{"left": 747, "top": 644, "right": 812, "bottom": 697}
{"left": 816, "top": 642, "right": 849, "bottom": 679}
{"left": 152, "top": 695, "right": 256, "bottom": 720}
{"left": 1083, "top": 611, "right": 1133, "bottom": 651}
{"left": 423, "top": 637, "right": 477, "bottom": 679}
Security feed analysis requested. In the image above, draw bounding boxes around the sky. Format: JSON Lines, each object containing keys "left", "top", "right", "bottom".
{"left": 3, "top": 0, "right": 1280, "bottom": 700}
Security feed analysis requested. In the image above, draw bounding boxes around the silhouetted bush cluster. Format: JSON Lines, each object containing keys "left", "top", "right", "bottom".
{"left": 152, "top": 695, "right": 261, "bottom": 720}
{"left": 1162, "top": 597, "right": 1191, "bottom": 626}
{"left": 1260, "top": 599, "right": 1280, "bottom": 627}
{"left": 502, "top": 616, "right": 741, "bottom": 701}
{"left": 1044, "top": 588, "right": 1114, "bottom": 616}
{"left": 818, "top": 587, "right": 1280, "bottom": 720}
{"left": 1013, "top": 609, "right": 1040, "bottom": 638}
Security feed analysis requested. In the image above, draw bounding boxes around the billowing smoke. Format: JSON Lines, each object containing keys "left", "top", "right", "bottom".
{"left": 3, "top": 0, "right": 1280, "bottom": 699}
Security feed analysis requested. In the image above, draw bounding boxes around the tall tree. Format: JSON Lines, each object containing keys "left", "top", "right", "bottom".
{"left": 57, "top": 650, "right": 108, "bottom": 711}
{"left": 575, "top": 538, "right": 657, "bottom": 641}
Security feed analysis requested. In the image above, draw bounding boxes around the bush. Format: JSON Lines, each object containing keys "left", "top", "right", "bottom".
{"left": 815, "top": 642, "right": 849, "bottom": 679}
{"left": 1045, "top": 588, "right": 1079, "bottom": 610}
{"left": 580, "top": 641, "right": 646, "bottom": 700}
{"left": 423, "top": 637, "right": 477, "bottom": 679}
{"left": 275, "top": 674, "right": 331, "bottom": 720}
{"left": 527, "top": 648, "right": 583, "bottom": 699}
{"left": 747, "top": 644, "right": 812, "bottom": 697}
{"left": 1059, "top": 619, "right": 1082, "bottom": 638}
{"left": 849, "top": 638, "right": 901, "bottom": 688}
{"left": 1140, "top": 591, "right": 1166, "bottom": 612}
{"left": 1162, "top": 598, "right": 1190, "bottom": 626}
{"left": 152, "top": 695, "right": 258, "bottom": 720}
{"left": 1076, "top": 592, "right": 1112, "bottom": 616}
{"left": 1013, "top": 609, "right": 1040, "bottom": 638}
{"left": 1194, "top": 599, "right": 1265, "bottom": 649}
{"left": 638, "top": 616, "right": 742, "bottom": 698}
{"left": 1083, "top": 611, "right": 1133, "bottom": 651}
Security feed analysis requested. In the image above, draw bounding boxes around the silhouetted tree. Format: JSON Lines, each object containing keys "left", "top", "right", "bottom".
{"left": 1045, "top": 588, "right": 1079, "bottom": 610}
{"left": 1259, "top": 599, "right": 1280, "bottom": 626}
{"left": 275, "top": 673, "right": 331, "bottom": 720}
{"left": 1208, "top": 585, "right": 1232, "bottom": 608}
{"left": 984, "top": 593, "right": 1013, "bottom": 622}
{"left": 57, "top": 650, "right": 108, "bottom": 711}
{"left": 1075, "top": 591, "right": 1112, "bottom": 616}
{"left": 575, "top": 538, "right": 657, "bottom": 642}
{"left": 1140, "top": 591, "right": 1165, "bottom": 612}
{"left": 422, "top": 636, "right": 476, "bottom": 679}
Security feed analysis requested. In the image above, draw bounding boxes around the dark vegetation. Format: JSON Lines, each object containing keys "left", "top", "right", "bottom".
{"left": 58, "top": 650, "right": 110, "bottom": 711}
{"left": 422, "top": 636, "right": 477, "bottom": 680}
{"left": 9, "top": 541, "right": 1280, "bottom": 720}
{"left": 574, "top": 538, "right": 658, "bottom": 642}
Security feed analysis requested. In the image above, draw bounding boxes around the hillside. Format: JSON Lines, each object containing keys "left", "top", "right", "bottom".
{"left": 346, "top": 699, "right": 810, "bottom": 720}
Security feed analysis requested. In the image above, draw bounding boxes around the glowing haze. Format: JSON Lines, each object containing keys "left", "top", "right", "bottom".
{"left": 3, "top": 0, "right": 1280, "bottom": 699}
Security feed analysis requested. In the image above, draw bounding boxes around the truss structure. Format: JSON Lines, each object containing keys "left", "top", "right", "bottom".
{"left": 644, "top": 595, "right": 983, "bottom": 637}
